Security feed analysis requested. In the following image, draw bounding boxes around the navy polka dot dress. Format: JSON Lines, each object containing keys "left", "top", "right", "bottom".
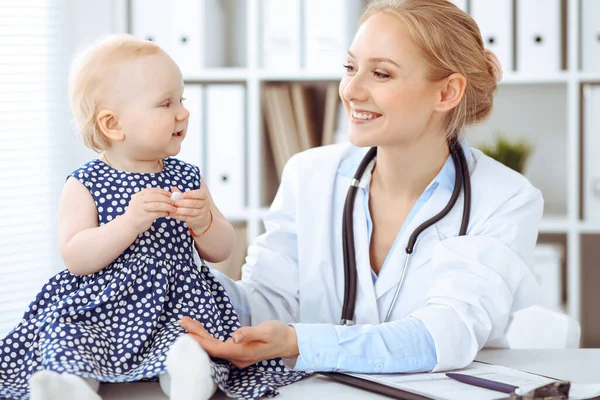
{"left": 0, "top": 158, "right": 306, "bottom": 400}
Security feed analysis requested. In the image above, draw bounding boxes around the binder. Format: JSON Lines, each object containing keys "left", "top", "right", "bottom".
{"left": 204, "top": 84, "right": 246, "bottom": 213}
{"left": 583, "top": 84, "right": 600, "bottom": 220}
{"left": 533, "top": 244, "right": 563, "bottom": 311}
{"left": 303, "top": 0, "right": 363, "bottom": 70}
{"left": 581, "top": 0, "right": 600, "bottom": 72}
{"left": 321, "top": 82, "right": 341, "bottom": 146}
{"left": 203, "top": 0, "right": 226, "bottom": 68}
{"left": 261, "top": 0, "right": 301, "bottom": 70}
{"left": 130, "top": 0, "right": 171, "bottom": 52}
{"left": 449, "top": 0, "right": 468, "bottom": 12}
{"left": 170, "top": 0, "right": 204, "bottom": 74}
{"left": 470, "top": 0, "right": 513, "bottom": 72}
{"left": 177, "top": 84, "right": 204, "bottom": 171}
{"left": 290, "top": 83, "right": 319, "bottom": 150}
{"left": 516, "top": 0, "right": 561, "bottom": 73}
{"left": 333, "top": 101, "right": 348, "bottom": 144}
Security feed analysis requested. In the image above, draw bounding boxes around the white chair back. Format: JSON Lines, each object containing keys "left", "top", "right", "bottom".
{"left": 506, "top": 305, "right": 581, "bottom": 349}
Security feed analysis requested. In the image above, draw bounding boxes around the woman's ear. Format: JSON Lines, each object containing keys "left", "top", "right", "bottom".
{"left": 97, "top": 110, "right": 125, "bottom": 142}
{"left": 435, "top": 73, "right": 467, "bottom": 112}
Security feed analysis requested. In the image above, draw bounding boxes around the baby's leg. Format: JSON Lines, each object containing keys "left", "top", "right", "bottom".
{"left": 162, "top": 334, "right": 217, "bottom": 400}
{"left": 30, "top": 370, "right": 101, "bottom": 400}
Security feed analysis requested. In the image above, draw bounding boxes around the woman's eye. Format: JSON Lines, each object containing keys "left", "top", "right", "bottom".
{"left": 373, "top": 71, "right": 390, "bottom": 79}
{"left": 343, "top": 64, "right": 355, "bottom": 73}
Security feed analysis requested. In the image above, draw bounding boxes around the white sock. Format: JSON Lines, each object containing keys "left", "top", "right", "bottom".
{"left": 163, "top": 334, "right": 217, "bottom": 400}
{"left": 30, "top": 370, "right": 101, "bottom": 400}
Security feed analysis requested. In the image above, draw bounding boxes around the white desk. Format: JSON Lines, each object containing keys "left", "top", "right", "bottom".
{"left": 98, "top": 349, "right": 600, "bottom": 399}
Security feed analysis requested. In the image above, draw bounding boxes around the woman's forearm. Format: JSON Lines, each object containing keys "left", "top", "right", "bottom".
{"left": 289, "top": 317, "right": 437, "bottom": 373}
{"left": 61, "top": 214, "right": 139, "bottom": 276}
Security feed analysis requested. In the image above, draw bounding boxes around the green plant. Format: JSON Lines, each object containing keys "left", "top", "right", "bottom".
{"left": 479, "top": 135, "right": 533, "bottom": 174}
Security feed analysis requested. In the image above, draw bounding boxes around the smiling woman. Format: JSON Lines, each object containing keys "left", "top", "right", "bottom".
{"left": 182, "top": 0, "right": 543, "bottom": 378}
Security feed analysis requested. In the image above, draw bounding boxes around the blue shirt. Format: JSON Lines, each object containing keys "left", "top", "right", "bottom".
{"left": 290, "top": 146, "right": 467, "bottom": 373}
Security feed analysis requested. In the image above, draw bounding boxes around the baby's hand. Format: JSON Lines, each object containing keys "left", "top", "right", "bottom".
{"left": 169, "top": 186, "right": 211, "bottom": 234}
{"left": 123, "top": 188, "right": 176, "bottom": 234}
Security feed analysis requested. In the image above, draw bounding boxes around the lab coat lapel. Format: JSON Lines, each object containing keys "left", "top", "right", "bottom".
{"left": 374, "top": 187, "right": 452, "bottom": 299}
{"left": 350, "top": 184, "right": 381, "bottom": 325}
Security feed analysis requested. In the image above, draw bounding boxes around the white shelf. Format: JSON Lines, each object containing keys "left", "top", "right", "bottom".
{"left": 183, "top": 68, "right": 248, "bottom": 82}
{"left": 577, "top": 73, "right": 600, "bottom": 83}
{"left": 500, "top": 72, "right": 569, "bottom": 85}
{"left": 258, "top": 70, "right": 343, "bottom": 81}
{"left": 576, "top": 223, "right": 600, "bottom": 234}
{"left": 539, "top": 216, "right": 570, "bottom": 233}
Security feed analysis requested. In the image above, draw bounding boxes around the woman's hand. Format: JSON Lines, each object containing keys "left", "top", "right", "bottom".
{"left": 169, "top": 186, "right": 212, "bottom": 233}
{"left": 179, "top": 317, "right": 300, "bottom": 368}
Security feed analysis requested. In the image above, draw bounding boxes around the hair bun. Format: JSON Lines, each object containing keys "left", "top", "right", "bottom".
{"left": 484, "top": 49, "right": 503, "bottom": 83}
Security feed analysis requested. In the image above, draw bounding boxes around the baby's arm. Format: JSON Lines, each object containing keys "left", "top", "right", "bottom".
{"left": 58, "top": 177, "right": 175, "bottom": 275}
{"left": 173, "top": 178, "right": 236, "bottom": 263}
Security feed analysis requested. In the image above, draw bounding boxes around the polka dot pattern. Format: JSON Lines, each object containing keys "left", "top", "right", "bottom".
{"left": 0, "top": 158, "right": 306, "bottom": 400}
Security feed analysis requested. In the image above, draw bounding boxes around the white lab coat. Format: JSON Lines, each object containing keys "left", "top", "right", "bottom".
{"left": 214, "top": 143, "right": 543, "bottom": 372}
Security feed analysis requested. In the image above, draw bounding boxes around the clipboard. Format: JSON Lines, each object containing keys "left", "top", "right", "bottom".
{"left": 320, "top": 362, "right": 573, "bottom": 400}
{"left": 324, "top": 372, "right": 433, "bottom": 399}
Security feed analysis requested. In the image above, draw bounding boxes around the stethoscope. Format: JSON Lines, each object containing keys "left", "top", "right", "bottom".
{"left": 340, "top": 139, "right": 472, "bottom": 325}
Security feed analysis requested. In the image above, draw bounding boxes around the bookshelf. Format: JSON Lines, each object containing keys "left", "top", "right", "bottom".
{"left": 81, "top": 0, "right": 599, "bottom": 346}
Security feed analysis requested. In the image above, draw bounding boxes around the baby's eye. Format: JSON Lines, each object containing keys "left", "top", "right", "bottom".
{"left": 161, "top": 101, "right": 172, "bottom": 108}
{"left": 180, "top": 97, "right": 186, "bottom": 103}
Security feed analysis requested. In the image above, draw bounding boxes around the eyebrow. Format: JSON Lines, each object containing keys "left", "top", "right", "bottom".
{"left": 157, "top": 89, "right": 184, "bottom": 101}
{"left": 347, "top": 51, "right": 401, "bottom": 68}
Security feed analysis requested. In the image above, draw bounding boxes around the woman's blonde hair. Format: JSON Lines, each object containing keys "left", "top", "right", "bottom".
{"left": 68, "top": 34, "right": 162, "bottom": 152}
{"left": 361, "top": 0, "right": 501, "bottom": 138}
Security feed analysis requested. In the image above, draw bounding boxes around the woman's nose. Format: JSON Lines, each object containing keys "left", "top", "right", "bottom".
{"left": 341, "top": 74, "right": 368, "bottom": 104}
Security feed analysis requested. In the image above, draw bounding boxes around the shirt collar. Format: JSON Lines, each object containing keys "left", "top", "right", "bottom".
{"left": 337, "top": 139, "right": 472, "bottom": 192}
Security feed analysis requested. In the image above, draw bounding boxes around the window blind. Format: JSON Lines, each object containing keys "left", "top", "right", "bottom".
{"left": 0, "top": 0, "right": 70, "bottom": 336}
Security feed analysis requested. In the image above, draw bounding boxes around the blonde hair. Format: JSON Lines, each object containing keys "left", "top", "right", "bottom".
{"left": 68, "top": 34, "right": 162, "bottom": 152}
{"left": 361, "top": 0, "right": 500, "bottom": 138}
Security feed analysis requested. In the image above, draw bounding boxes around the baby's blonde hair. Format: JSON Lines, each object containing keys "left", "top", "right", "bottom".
{"left": 361, "top": 0, "right": 498, "bottom": 138}
{"left": 68, "top": 34, "right": 162, "bottom": 152}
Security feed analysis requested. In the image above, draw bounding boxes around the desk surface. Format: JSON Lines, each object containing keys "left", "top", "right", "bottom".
{"left": 98, "top": 349, "right": 600, "bottom": 399}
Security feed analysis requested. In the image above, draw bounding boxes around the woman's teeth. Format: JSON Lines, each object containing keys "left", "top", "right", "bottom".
{"left": 352, "top": 110, "right": 380, "bottom": 120}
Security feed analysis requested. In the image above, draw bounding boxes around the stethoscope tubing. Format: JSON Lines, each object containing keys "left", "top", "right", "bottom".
{"left": 341, "top": 140, "right": 471, "bottom": 325}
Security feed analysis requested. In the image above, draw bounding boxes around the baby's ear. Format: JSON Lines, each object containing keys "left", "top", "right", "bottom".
{"left": 97, "top": 109, "right": 124, "bottom": 142}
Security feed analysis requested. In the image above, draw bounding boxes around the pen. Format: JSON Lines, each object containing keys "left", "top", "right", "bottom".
{"left": 446, "top": 372, "right": 519, "bottom": 394}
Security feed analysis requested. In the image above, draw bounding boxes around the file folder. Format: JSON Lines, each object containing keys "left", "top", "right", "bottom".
{"left": 204, "top": 84, "right": 246, "bottom": 214}
{"left": 449, "top": 0, "right": 468, "bottom": 12}
{"left": 261, "top": 0, "right": 301, "bottom": 70}
{"left": 581, "top": 0, "right": 600, "bottom": 72}
{"left": 303, "top": 0, "right": 363, "bottom": 70}
{"left": 516, "top": 0, "right": 562, "bottom": 73}
{"left": 470, "top": 0, "right": 513, "bottom": 72}
{"left": 170, "top": 0, "right": 204, "bottom": 74}
{"left": 583, "top": 84, "right": 600, "bottom": 220}
{"left": 177, "top": 84, "right": 204, "bottom": 171}
{"left": 130, "top": 0, "right": 171, "bottom": 52}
